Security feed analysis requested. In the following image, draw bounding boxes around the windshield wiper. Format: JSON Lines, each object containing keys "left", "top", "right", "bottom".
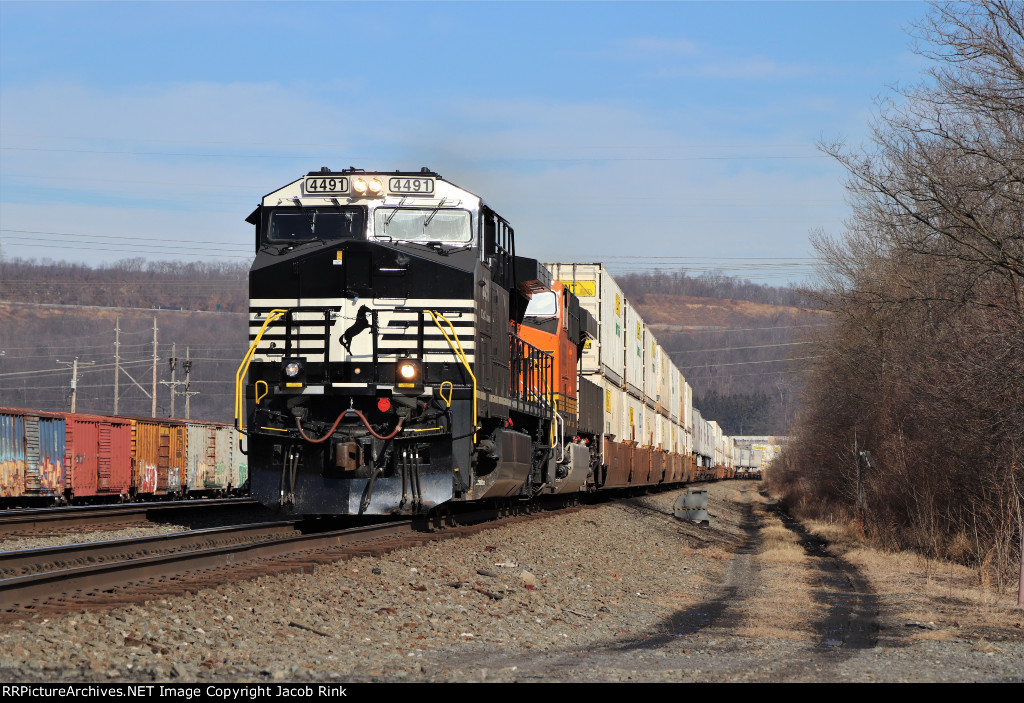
{"left": 423, "top": 197, "right": 447, "bottom": 228}
{"left": 292, "top": 198, "right": 316, "bottom": 236}
{"left": 391, "top": 240, "right": 472, "bottom": 257}
{"left": 383, "top": 197, "right": 407, "bottom": 231}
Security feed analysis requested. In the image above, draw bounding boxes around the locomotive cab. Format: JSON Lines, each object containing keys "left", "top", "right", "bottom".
{"left": 239, "top": 168, "right": 558, "bottom": 516}
{"left": 517, "top": 281, "right": 598, "bottom": 494}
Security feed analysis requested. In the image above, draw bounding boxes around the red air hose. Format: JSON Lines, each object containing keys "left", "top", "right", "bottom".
{"left": 296, "top": 410, "right": 404, "bottom": 443}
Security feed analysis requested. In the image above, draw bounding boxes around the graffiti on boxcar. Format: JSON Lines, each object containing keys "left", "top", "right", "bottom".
{"left": 140, "top": 462, "right": 158, "bottom": 494}
{"left": 38, "top": 457, "right": 64, "bottom": 495}
{"left": 168, "top": 466, "right": 181, "bottom": 494}
{"left": 0, "top": 459, "right": 26, "bottom": 497}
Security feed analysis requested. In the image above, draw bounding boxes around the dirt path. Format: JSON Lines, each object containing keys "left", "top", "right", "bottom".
{"left": 416, "top": 484, "right": 1022, "bottom": 682}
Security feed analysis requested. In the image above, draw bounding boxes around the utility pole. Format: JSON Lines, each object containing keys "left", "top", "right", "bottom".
{"left": 183, "top": 347, "right": 199, "bottom": 419}
{"left": 113, "top": 317, "right": 120, "bottom": 415}
{"left": 169, "top": 342, "right": 177, "bottom": 418}
{"left": 56, "top": 356, "right": 95, "bottom": 413}
{"left": 151, "top": 317, "right": 158, "bottom": 418}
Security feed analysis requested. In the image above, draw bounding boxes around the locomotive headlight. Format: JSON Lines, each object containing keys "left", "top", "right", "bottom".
{"left": 395, "top": 359, "right": 423, "bottom": 389}
{"left": 284, "top": 361, "right": 303, "bottom": 378}
{"left": 352, "top": 177, "right": 384, "bottom": 197}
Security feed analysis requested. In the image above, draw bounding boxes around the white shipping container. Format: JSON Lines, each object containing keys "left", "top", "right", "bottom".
{"left": 642, "top": 405, "right": 657, "bottom": 448}
{"left": 692, "top": 408, "right": 703, "bottom": 457}
{"left": 668, "top": 364, "right": 680, "bottom": 423}
{"left": 657, "top": 346, "right": 672, "bottom": 416}
{"left": 623, "top": 302, "right": 645, "bottom": 399}
{"left": 596, "top": 375, "right": 623, "bottom": 441}
{"left": 645, "top": 336, "right": 660, "bottom": 409}
{"left": 710, "top": 421, "right": 723, "bottom": 466}
{"left": 544, "top": 263, "right": 626, "bottom": 385}
{"left": 623, "top": 393, "right": 643, "bottom": 444}
{"left": 683, "top": 381, "right": 693, "bottom": 441}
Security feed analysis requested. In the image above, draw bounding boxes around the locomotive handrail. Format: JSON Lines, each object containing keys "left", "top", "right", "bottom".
{"left": 235, "top": 308, "right": 288, "bottom": 432}
{"left": 427, "top": 310, "right": 477, "bottom": 442}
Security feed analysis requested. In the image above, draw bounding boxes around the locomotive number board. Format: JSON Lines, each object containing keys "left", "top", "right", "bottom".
{"left": 388, "top": 177, "right": 434, "bottom": 195}
{"left": 304, "top": 176, "right": 349, "bottom": 194}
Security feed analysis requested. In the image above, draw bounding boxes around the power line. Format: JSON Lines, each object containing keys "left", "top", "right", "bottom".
{"left": 677, "top": 355, "right": 822, "bottom": 370}
{"left": 0, "top": 240, "right": 250, "bottom": 259}
{"left": 665, "top": 340, "right": 820, "bottom": 354}
{"left": 0, "top": 357, "right": 152, "bottom": 380}
{"left": 649, "top": 323, "right": 829, "bottom": 333}
{"left": 1, "top": 231, "right": 249, "bottom": 254}
{"left": 1, "top": 144, "right": 832, "bottom": 163}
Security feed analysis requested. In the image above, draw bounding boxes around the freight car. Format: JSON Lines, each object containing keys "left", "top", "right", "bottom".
{"left": 0, "top": 407, "right": 246, "bottom": 505}
{"left": 237, "top": 168, "right": 738, "bottom": 516}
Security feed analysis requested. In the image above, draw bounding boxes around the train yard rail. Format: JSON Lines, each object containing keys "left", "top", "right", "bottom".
{"left": 0, "top": 519, "right": 415, "bottom": 614}
{"left": 0, "top": 498, "right": 586, "bottom": 618}
{"left": 0, "top": 498, "right": 260, "bottom": 538}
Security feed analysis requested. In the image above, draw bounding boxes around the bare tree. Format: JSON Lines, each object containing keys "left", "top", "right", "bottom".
{"left": 773, "top": 1, "right": 1024, "bottom": 587}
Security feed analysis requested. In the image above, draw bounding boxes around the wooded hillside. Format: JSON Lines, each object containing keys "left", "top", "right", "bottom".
{"left": 0, "top": 259, "right": 814, "bottom": 433}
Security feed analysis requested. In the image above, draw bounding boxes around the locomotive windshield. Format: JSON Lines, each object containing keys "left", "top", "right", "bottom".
{"left": 524, "top": 290, "right": 558, "bottom": 318}
{"left": 373, "top": 207, "right": 471, "bottom": 243}
{"left": 267, "top": 207, "right": 364, "bottom": 243}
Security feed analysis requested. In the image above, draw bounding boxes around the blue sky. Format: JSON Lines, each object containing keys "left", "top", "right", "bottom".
{"left": 0, "top": 1, "right": 930, "bottom": 283}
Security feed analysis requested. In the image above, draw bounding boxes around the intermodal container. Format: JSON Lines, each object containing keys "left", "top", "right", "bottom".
{"left": 623, "top": 302, "right": 645, "bottom": 400}
{"left": 645, "top": 337, "right": 660, "bottom": 409}
{"left": 545, "top": 263, "right": 626, "bottom": 385}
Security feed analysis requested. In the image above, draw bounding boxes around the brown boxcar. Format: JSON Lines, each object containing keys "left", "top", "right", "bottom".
{"left": 129, "top": 418, "right": 187, "bottom": 497}
{"left": 0, "top": 408, "right": 68, "bottom": 499}
{"left": 0, "top": 409, "right": 26, "bottom": 498}
{"left": 65, "top": 414, "right": 132, "bottom": 499}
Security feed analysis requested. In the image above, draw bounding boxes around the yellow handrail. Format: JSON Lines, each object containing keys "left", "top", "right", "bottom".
{"left": 427, "top": 310, "right": 477, "bottom": 442}
{"left": 235, "top": 308, "right": 288, "bottom": 431}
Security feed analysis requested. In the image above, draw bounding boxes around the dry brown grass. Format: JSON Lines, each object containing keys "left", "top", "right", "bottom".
{"left": 804, "top": 519, "right": 860, "bottom": 551}
{"left": 804, "top": 519, "right": 1024, "bottom": 642}
{"left": 728, "top": 495, "right": 823, "bottom": 640}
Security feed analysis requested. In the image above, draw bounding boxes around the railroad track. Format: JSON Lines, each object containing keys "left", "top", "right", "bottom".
{"left": 0, "top": 498, "right": 260, "bottom": 537}
{"left": 0, "top": 499, "right": 586, "bottom": 617}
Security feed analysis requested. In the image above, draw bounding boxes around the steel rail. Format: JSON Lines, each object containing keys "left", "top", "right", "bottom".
{"left": 0, "top": 521, "right": 299, "bottom": 575}
{"left": 0, "top": 498, "right": 259, "bottom": 536}
{"left": 0, "top": 519, "right": 415, "bottom": 610}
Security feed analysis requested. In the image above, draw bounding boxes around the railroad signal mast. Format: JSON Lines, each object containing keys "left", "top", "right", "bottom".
{"left": 161, "top": 344, "right": 199, "bottom": 419}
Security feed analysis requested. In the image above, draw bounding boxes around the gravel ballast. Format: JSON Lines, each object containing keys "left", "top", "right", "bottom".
{"left": 1, "top": 483, "right": 1021, "bottom": 683}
